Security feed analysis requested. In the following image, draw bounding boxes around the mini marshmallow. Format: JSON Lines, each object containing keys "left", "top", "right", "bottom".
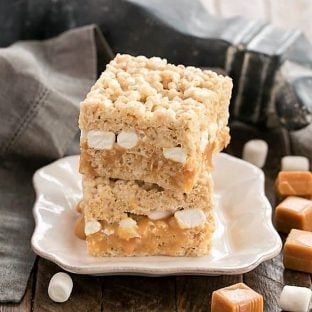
{"left": 279, "top": 285, "right": 312, "bottom": 312}
{"left": 163, "top": 147, "right": 186, "bottom": 163}
{"left": 147, "top": 211, "right": 172, "bottom": 220}
{"left": 118, "top": 217, "right": 140, "bottom": 239}
{"left": 87, "top": 130, "right": 115, "bottom": 150}
{"left": 119, "top": 218, "right": 137, "bottom": 228}
{"left": 174, "top": 208, "right": 206, "bottom": 229}
{"left": 281, "top": 156, "right": 310, "bottom": 171}
{"left": 84, "top": 220, "right": 101, "bottom": 236}
{"left": 242, "top": 139, "right": 268, "bottom": 168}
{"left": 48, "top": 272, "right": 73, "bottom": 303}
{"left": 117, "top": 131, "right": 139, "bottom": 149}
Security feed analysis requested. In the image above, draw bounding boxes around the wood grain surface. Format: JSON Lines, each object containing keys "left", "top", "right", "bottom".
{"left": 176, "top": 275, "right": 242, "bottom": 311}
{"left": 32, "top": 260, "right": 102, "bottom": 312}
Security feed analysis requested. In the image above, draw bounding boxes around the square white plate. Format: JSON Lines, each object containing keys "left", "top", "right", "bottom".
{"left": 31, "top": 153, "right": 282, "bottom": 275}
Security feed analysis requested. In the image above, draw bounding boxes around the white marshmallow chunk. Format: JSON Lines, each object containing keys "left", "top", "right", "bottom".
{"left": 163, "top": 147, "right": 186, "bottom": 163}
{"left": 279, "top": 285, "right": 312, "bottom": 312}
{"left": 174, "top": 208, "right": 206, "bottom": 229}
{"left": 118, "top": 217, "right": 140, "bottom": 239}
{"left": 84, "top": 220, "right": 101, "bottom": 235}
{"left": 281, "top": 156, "right": 310, "bottom": 171}
{"left": 119, "top": 217, "right": 137, "bottom": 228}
{"left": 242, "top": 139, "right": 268, "bottom": 168}
{"left": 117, "top": 131, "right": 139, "bottom": 149}
{"left": 87, "top": 130, "right": 115, "bottom": 150}
{"left": 48, "top": 272, "right": 73, "bottom": 303}
{"left": 147, "top": 211, "right": 172, "bottom": 220}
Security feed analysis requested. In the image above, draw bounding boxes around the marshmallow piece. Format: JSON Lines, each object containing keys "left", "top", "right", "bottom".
{"left": 163, "top": 147, "right": 186, "bottom": 163}
{"left": 119, "top": 218, "right": 137, "bottom": 228}
{"left": 147, "top": 211, "right": 172, "bottom": 220}
{"left": 279, "top": 285, "right": 312, "bottom": 312}
{"left": 117, "top": 131, "right": 139, "bottom": 149}
{"left": 242, "top": 139, "right": 268, "bottom": 168}
{"left": 118, "top": 217, "right": 140, "bottom": 239}
{"left": 87, "top": 130, "right": 115, "bottom": 150}
{"left": 174, "top": 208, "right": 206, "bottom": 229}
{"left": 199, "top": 130, "right": 209, "bottom": 152}
{"left": 281, "top": 156, "right": 310, "bottom": 171}
{"left": 48, "top": 272, "right": 73, "bottom": 303}
{"left": 85, "top": 220, "right": 101, "bottom": 235}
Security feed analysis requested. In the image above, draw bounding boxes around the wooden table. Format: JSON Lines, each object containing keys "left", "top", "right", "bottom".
{"left": 1, "top": 124, "right": 311, "bottom": 312}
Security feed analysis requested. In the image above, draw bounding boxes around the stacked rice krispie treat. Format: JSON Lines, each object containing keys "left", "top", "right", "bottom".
{"left": 78, "top": 54, "right": 232, "bottom": 256}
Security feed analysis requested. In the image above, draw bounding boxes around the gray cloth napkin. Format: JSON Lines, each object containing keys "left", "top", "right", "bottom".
{"left": 0, "top": 24, "right": 113, "bottom": 303}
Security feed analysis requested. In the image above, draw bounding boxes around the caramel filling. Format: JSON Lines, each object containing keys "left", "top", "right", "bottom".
{"left": 88, "top": 216, "right": 193, "bottom": 255}
{"left": 74, "top": 215, "right": 86, "bottom": 240}
{"left": 76, "top": 201, "right": 83, "bottom": 213}
{"left": 80, "top": 140, "right": 217, "bottom": 192}
{"left": 74, "top": 213, "right": 212, "bottom": 256}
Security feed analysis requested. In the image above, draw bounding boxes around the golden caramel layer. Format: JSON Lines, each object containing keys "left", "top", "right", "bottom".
{"left": 75, "top": 213, "right": 214, "bottom": 257}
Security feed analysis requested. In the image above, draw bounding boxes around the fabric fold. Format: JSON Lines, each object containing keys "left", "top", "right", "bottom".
{"left": 0, "top": 24, "right": 113, "bottom": 303}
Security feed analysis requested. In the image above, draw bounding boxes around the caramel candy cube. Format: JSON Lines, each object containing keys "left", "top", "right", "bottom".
{"left": 283, "top": 229, "right": 312, "bottom": 273}
{"left": 211, "top": 282, "right": 263, "bottom": 312}
{"left": 275, "top": 196, "right": 312, "bottom": 233}
{"left": 276, "top": 171, "right": 312, "bottom": 197}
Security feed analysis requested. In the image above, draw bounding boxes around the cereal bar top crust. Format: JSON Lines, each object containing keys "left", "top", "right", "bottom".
{"left": 79, "top": 54, "right": 232, "bottom": 152}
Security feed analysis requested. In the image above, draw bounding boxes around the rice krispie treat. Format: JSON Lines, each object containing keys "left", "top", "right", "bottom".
{"left": 79, "top": 54, "right": 232, "bottom": 192}
{"left": 80, "top": 171, "right": 213, "bottom": 223}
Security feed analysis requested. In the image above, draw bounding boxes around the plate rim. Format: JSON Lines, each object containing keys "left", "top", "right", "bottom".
{"left": 31, "top": 154, "right": 282, "bottom": 276}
